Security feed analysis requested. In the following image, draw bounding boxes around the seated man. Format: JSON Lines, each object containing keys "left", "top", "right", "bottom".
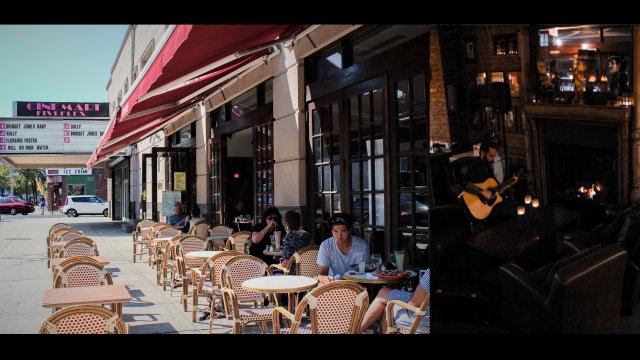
{"left": 181, "top": 205, "right": 204, "bottom": 233}
{"left": 359, "top": 269, "right": 430, "bottom": 334}
{"left": 167, "top": 202, "right": 187, "bottom": 227}
{"left": 461, "top": 140, "right": 519, "bottom": 224}
{"left": 316, "top": 212, "right": 369, "bottom": 284}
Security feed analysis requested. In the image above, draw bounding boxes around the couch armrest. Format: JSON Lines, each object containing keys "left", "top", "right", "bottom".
{"left": 499, "top": 263, "right": 559, "bottom": 333}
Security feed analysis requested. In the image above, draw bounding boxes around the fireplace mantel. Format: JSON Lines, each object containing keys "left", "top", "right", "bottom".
{"left": 523, "top": 103, "right": 632, "bottom": 207}
{"left": 523, "top": 104, "right": 631, "bottom": 125}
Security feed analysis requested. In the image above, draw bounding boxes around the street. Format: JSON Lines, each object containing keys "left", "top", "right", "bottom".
{"left": 0, "top": 214, "right": 247, "bottom": 333}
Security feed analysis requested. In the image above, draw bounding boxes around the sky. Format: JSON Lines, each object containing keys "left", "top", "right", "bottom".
{"left": 0, "top": 25, "right": 129, "bottom": 117}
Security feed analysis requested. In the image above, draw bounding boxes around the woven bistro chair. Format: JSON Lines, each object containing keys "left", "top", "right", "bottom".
{"left": 188, "top": 220, "right": 210, "bottom": 239}
{"left": 220, "top": 255, "right": 273, "bottom": 334}
{"left": 47, "top": 223, "right": 71, "bottom": 268}
{"left": 171, "top": 235, "right": 207, "bottom": 311}
{"left": 226, "top": 231, "right": 252, "bottom": 254}
{"left": 133, "top": 219, "right": 156, "bottom": 263}
{"left": 39, "top": 305, "right": 128, "bottom": 334}
{"left": 385, "top": 293, "right": 430, "bottom": 334}
{"left": 147, "top": 222, "right": 172, "bottom": 266}
{"left": 269, "top": 245, "right": 320, "bottom": 277}
{"left": 50, "top": 230, "right": 86, "bottom": 262}
{"left": 191, "top": 250, "right": 242, "bottom": 326}
{"left": 208, "top": 225, "right": 234, "bottom": 250}
{"left": 272, "top": 280, "right": 369, "bottom": 334}
{"left": 57, "top": 237, "right": 99, "bottom": 258}
{"left": 53, "top": 260, "right": 112, "bottom": 289}
{"left": 158, "top": 233, "right": 187, "bottom": 290}
{"left": 52, "top": 256, "right": 101, "bottom": 285}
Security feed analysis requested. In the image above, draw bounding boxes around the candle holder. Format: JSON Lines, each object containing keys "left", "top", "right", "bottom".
{"left": 524, "top": 195, "right": 532, "bottom": 205}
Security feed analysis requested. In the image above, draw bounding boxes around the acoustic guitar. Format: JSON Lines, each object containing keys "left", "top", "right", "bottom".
{"left": 461, "top": 169, "right": 523, "bottom": 221}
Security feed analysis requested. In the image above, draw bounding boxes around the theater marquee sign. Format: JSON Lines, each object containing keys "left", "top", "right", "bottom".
{"left": 14, "top": 101, "right": 109, "bottom": 118}
{"left": 0, "top": 118, "right": 108, "bottom": 154}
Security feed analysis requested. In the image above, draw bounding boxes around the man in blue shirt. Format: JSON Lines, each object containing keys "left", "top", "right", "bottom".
{"left": 167, "top": 202, "right": 187, "bottom": 226}
{"left": 317, "top": 212, "right": 369, "bottom": 284}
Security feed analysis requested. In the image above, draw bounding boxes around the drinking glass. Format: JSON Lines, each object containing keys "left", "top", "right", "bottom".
{"left": 371, "top": 253, "right": 382, "bottom": 270}
{"left": 270, "top": 235, "right": 275, "bottom": 251}
{"left": 394, "top": 250, "right": 405, "bottom": 271}
{"left": 357, "top": 252, "right": 366, "bottom": 274}
{"left": 274, "top": 231, "right": 282, "bottom": 250}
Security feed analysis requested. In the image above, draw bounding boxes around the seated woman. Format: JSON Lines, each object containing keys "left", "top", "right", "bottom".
{"left": 359, "top": 269, "right": 430, "bottom": 334}
{"left": 250, "top": 207, "right": 286, "bottom": 265}
{"left": 279, "top": 210, "right": 312, "bottom": 273}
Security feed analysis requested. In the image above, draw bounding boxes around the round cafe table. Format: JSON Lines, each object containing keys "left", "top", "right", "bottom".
{"left": 342, "top": 269, "right": 418, "bottom": 285}
{"left": 342, "top": 269, "right": 419, "bottom": 308}
{"left": 184, "top": 250, "right": 223, "bottom": 260}
{"left": 263, "top": 249, "right": 283, "bottom": 257}
{"left": 242, "top": 275, "right": 318, "bottom": 312}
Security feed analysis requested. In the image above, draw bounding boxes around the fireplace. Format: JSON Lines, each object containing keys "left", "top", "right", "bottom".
{"left": 524, "top": 104, "right": 632, "bottom": 224}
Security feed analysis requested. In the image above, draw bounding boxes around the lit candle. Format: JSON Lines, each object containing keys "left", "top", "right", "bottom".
{"left": 517, "top": 206, "right": 525, "bottom": 215}
{"left": 531, "top": 199, "right": 540, "bottom": 208}
{"left": 524, "top": 195, "right": 532, "bottom": 205}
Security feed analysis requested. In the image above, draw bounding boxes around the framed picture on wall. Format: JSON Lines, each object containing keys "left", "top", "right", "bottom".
{"left": 484, "top": 106, "right": 499, "bottom": 131}
{"left": 464, "top": 37, "right": 477, "bottom": 63}
{"left": 504, "top": 107, "right": 518, "bottom": 133}
{"left": 508, "top": 71, "right": 522, "bottom": 97}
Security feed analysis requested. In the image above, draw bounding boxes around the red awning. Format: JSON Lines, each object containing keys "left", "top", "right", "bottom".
{"left": 88, "top": 24, "right": 301, "bottom": 169}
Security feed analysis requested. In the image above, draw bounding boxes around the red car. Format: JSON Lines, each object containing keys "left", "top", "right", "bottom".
{"left": 0, "top": 197, "right": 36, "bottom": 215}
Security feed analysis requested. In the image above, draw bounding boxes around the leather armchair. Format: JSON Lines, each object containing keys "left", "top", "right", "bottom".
{"left": 563, "top": 204, "right": 640, "bottom": 316}
{"left": 499, "top": 244, "right": 627, "bottom": 333}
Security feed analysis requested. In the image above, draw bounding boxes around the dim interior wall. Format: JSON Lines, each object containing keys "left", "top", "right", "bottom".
{"left": 430, "top": 26, "right": 451, "bottom": 144}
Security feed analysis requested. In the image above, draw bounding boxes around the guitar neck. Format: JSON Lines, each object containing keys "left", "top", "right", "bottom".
{"left": 496, "top": 170, "right": 523, "bottom": 195}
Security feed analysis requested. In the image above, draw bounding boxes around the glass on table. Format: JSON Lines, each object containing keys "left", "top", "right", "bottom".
{"left": 270, "top": 235, "right": 275, "bottom": 251}
{"left": 371, "top": 253, "right": 382, "bottom": 270}
{"left": 394, "top": 250, "right": 405, "bottom": 271}
{"left": 357, "top": 251, "right": 366, "bottom": 274}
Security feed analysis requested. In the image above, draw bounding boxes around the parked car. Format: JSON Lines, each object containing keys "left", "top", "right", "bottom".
{"left": 0, "top": 197, "right": 35, "bottom": 215}
{"left": 62, "top": 195, "right": 108, "bottom": 217}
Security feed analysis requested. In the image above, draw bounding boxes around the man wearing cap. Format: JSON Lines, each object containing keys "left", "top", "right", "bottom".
{"left": 316, "top": 212, "right": 370, "bottom": 284}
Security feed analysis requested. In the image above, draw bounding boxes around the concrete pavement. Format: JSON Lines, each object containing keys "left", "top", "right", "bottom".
{"left": 0, "top": 212, "right": 259, "bottom": 334}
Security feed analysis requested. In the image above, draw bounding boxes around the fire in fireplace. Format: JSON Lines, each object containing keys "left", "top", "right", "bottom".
{"left": 548, "top": 142, "right": 616, "bottom": 207}
{"left": 576, "top": 182, "right": 604, "bottom": 201}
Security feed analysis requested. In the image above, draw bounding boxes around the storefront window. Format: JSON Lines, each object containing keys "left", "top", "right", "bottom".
{"left": 67, "top": 184, "right": 85, "bottom": 195}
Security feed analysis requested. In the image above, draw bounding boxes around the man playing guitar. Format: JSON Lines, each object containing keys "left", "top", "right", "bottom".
{"left": 461, "top": 140, "right": 520, "bottom": 222}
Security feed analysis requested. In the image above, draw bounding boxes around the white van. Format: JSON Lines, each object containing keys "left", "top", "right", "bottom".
{"left": 62, "top": 195, "right": 109, "bottom": 217}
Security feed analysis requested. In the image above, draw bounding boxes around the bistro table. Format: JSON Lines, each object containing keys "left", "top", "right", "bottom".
{"left": 263, "top": 249, "right": 283, "bottom": 257}
{"left": 205, "top": 235, "right": 229, "bottom": 250}
{"left": 342, "top": 269, "right": 419, "bottom": 308}
{"left": 42, "top": 284, "right": 132, "bottom": 316}
{"left": 184, "top": 250, "right": 223, "bottom": 260}
{"left": 49, "top": 256, "right": 109, "bottom": 267}
{"left": 242, "top": 275, "right": 318, "bottom": 312}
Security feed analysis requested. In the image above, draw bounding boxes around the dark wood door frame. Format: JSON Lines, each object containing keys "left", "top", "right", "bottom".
{"left": 150, "top": 147, "right": 194, "bottom": 221}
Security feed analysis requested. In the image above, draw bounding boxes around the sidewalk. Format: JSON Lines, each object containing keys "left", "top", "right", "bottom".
{"left": 0, "top": 213, "right": 259, "bottom": 334}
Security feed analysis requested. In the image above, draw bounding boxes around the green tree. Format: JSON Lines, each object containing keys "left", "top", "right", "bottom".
{"left": 0, "top": 162, "right": 10, "bottom": 193}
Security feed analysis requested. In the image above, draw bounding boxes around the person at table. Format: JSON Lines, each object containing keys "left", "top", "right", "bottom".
{"left": 359, "top": 269, "right": 430, "bottom": 334}
{"left": 250, "top": 207, "right": 286, "bottom": 265}
{"left": 280, "top": 210, "right": 312, "bottom": 273}
{"left": 181, "top": 205, "right": 205, "bottom": 233}
{"left": 461, "top": 140, "right": 519, "bottom": 223}
{"left": 227, "top": 198, "right": 246, "bottom": 226}
{"left": 316, "top": 212, "right": 369, "bottom": 284}
{"left": 167, "top": 202, "right": 187, "bottom": 227}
